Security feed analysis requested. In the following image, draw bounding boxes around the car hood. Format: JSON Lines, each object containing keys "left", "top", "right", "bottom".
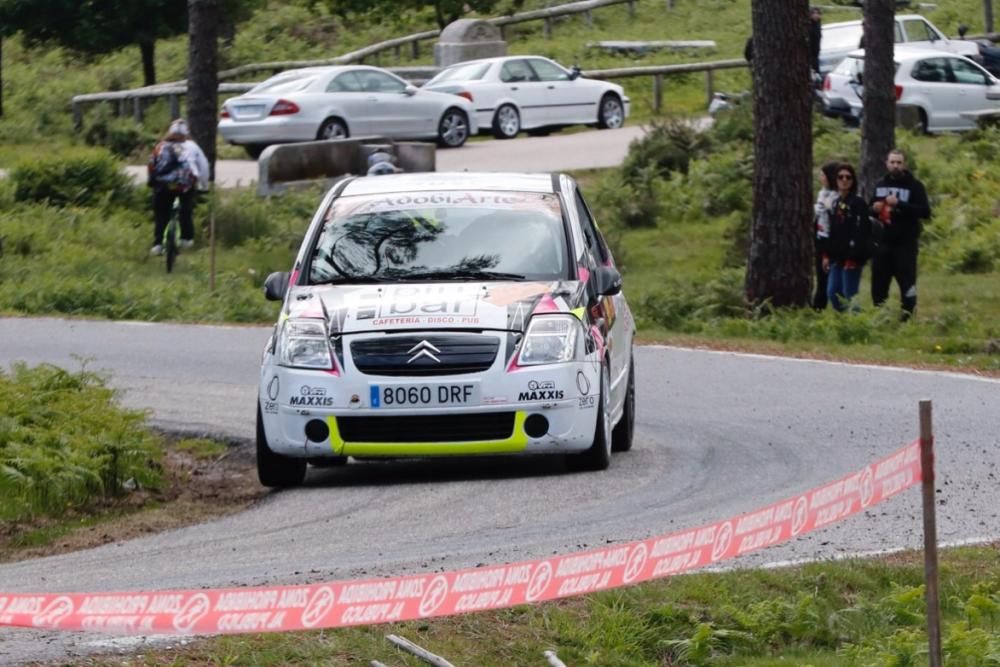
{"left": 285, "top": 280, "right": 589, "bottom": 334}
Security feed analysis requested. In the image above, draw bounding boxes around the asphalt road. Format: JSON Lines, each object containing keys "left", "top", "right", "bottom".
{"left": 1, "top": 316, "right": 998, "bottom": 663}
{"left": 117, "top": 126, "right": 648, "bottom": 188}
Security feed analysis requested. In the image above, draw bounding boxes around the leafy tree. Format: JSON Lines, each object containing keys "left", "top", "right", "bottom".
{"left": 745, "top": 0, "right": 814, "bottom": 308}
{"left": 327, "top": 0, "right": 512, "bottom": 29}
{"left": 0, "top": 0, "right": 187, "bottom": 86}
{"left": 859, "top": 0, "right": 896, "bottom": 199}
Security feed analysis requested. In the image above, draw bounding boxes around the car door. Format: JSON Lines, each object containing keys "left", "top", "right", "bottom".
{"left": 526, "top": 58, "right": 595, "bottom": 125}
{"left": 498, "top": 59, "right": 548, "bottom": 128}
{"left": 945, "top": 57, "right": 998, "bottom": 129}
{"left": 572, "top": 185, "right": 631, "bottom": 411}
{"left": 353, "top": 69, "right": 435, "bottom": 137}
{"left": 324, "top": 71, "right": 371, "bottom": 135}
{"left": 906, "top": 57, "right": 955, "bottom": 130}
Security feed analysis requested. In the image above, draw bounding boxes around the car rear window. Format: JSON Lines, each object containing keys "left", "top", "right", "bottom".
{"left": 249, "top": 74, "right": 316, "bottom": 94}
{"left": 427, "top": 62, "right": 492, "bottom": 85}
{"left": 309, "top": 191, "right": 568, "bottom": 283}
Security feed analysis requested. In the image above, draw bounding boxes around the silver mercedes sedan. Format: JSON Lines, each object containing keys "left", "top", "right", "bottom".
{"left": 219, "top": 65, "right": 477, "bottom": 158}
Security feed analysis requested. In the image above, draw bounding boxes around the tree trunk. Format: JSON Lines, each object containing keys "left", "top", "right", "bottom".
{"left": 139, "top": 39, "right": 156, "bottom": 86}
{"left": 188, "top": 0, "right": 220, "bottom": 182}
{"left": 985, "top": 0, "right": 995, "bottom": 35}
{"left": 745, "top": 0, "right": 814, "bottom": 309}
{"left": 860, "top": 0, "right": 896, "bottom": 200}
{"left": 0, "top": 36, "right": 4, "bottom": 118}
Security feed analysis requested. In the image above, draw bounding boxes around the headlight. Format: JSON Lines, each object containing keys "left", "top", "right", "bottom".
{"left": 277, "top": 318, "right": 332, "bottom": 369}
{"left": 518, "top": 315, "right": 579, "bottom": 366}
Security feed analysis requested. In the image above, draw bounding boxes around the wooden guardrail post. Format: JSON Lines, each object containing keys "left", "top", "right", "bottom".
{"left": 705, "top": 69, "right": 714, "bottom": 107}
{"left": 72, "top": 101, "right": 83, "bottom": 131}
{"left": 544, "top": 16, "right": 553, "bottom": 38}
{"left": 653, "top": 74, "right": 663, "bottom": 113}
{"left": 920, "top": 399, "right": 943, "bottom": 667}
{"left": 411, "top": 40, "right": 420, "bottom": 59}
{"left": 169, "top": 94, "right": 181, "bottom": 120}
{"left": 133, "top": 97, "right": 143, "bottom": 123}
{"left": 627, "top": 0, "right": 635, "bottom": 16}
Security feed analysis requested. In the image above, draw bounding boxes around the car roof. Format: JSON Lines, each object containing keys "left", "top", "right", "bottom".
{"left": 442, "top": 55, "right": 551, "bottom": 68}
{"left": 845, "top": 45, "right": 967, "bottom": 61}
{"left": 267, "top": 65, "right": 393, "bottom": 78}
{"left": 825, "top": 14, "right": 925, "bottom": 30}
{"left": 338, "top": 172, "right": 559, "bottom": 197}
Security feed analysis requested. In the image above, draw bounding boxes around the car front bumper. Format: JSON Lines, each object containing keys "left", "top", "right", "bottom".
{"left": 260, "top": 362, "right": 602, "bottom": 459}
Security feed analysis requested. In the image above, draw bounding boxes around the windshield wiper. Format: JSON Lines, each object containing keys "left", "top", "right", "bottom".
{"left": 399, "top": 269, "right": 527, "bottom": 281}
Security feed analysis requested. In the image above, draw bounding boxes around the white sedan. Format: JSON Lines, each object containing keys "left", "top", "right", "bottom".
{"left": 218, "top": 65, "right": 477, "bottom": 157}
{"left": 421, "top": 56, "right": 630, "bottom": 139}
{"left": 821, "top": 46, "right": 1000, "bottom": 132}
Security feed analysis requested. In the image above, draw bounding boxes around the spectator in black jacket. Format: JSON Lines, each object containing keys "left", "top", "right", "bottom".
{"left": 809, "top": 7, "right": 823, "bottom": 74}
{"left": 870, "top": 149, "right": 932, "bottom": 319}
{"left": 823, "top": 162, "right": 871, "bottom": 312}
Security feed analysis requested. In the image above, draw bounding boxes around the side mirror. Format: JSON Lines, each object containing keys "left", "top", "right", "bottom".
{"left": 569, "top": 65, "right": 582, "bottom": 80}
{"left": 264, "top": 271, "right": 290, "bottom": 302}
{"left": 403, "top": 84, "right": 418, "bottom": 96}
{"left": 594, "top": 266, "right": 623, "bottom": 297}
{"left": 958, "top": 24, "right": 969, "bottom": 38}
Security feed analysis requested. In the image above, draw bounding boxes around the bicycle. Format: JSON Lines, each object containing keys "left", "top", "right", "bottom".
{"left": 162, "top": 198, "right": 181, "bottom": 273}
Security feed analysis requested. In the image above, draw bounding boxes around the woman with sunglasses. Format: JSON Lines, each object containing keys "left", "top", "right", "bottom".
{"left": 822, "top": 163, "right": 872, "bottom": 312}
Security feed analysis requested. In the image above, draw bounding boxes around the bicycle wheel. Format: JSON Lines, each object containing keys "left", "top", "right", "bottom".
{"left": 164, "top": 221, "right": 178, "bottom": 273}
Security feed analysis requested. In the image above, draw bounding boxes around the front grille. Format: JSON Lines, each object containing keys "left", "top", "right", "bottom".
{"left": 351, "top": 334, "right": 500, "bottom": 376}
{"left": 337, "top": 412, "right": 515, "bottom": 443}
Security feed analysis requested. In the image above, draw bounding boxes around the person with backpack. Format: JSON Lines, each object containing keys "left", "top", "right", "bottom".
{"left": 147, "top": 118, "right": 210, "bottom": 255}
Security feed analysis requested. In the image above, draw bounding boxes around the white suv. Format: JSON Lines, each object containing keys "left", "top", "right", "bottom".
{"left": 256, "top": 172, "right": 637, "bottom": 487}
{"left": 820, "top": 14, "right": 980, "bottom": 74}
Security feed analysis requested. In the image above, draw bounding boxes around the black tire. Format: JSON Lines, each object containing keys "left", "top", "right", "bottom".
{"left": 438, "top": 108, "right": 470, "bottom": 148}
{"left": 164, "top": 226, "right": 177, "bottom": 274}
{"left": 597, "top": 93, "right": 625, "bottom": 129}
{"left": 492, "top": 104, "right": 520, "bottom": 139}
{"left": 256, "top": 405, "right": 307, "bottom": 488}
{"left": 317, "top": 117, "right": 349, "bottom": 141}
{"left": 243, "top": 144, "right": 267, "bottom": 159}
{"left": 918, "top": 108, "right": 929, "bottom": 135}
{"left": 611, "top": 357, "right": 635, "bottom": 453}
{"left": 569, "top": 364, "right": 612, "bottom": 471}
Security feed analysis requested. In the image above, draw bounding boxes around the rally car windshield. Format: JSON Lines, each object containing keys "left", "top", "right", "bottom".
{"left": 309, "top": 191, "right": 569, "bottom": 283}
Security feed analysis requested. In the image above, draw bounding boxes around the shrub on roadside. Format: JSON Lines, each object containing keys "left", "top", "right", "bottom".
{"left": 10, "top": 147, "right": 139, "bottom": 209}
{"left": 0, "top": 363, "right": 163, "bottom": 522}
{"left": 622, "top": 117, "right": 712, "bottom": 184}
{"left": 83, "top": 107, "right": 157, "bottom": 159}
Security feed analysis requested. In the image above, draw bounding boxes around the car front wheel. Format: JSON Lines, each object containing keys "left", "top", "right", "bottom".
{"left": 438, "top": 108, "right": 470, "bottom": 148}
{"left": 256, "top": 406, "right": 307, "bottom": 488}
{"left": 569, "top": 364, "right": 612, "bottom": 471}
{"left": 492, "top": 104, "right": 520, "bottom": 139}
{"left": 597, "top": 94, "right": 624, "bottom": 129}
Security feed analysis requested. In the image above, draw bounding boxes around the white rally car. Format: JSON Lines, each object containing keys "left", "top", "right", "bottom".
{"left": 257, "top": 172, "right": 636, "bottom": 487}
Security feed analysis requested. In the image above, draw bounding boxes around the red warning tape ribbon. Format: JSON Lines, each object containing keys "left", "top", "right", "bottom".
{"left": 0, "top": 440, "right": 922, "bottom": 635}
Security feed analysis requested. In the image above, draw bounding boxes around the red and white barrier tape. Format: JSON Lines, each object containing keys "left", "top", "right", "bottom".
{"left": 0, "top": 440, "right": 922, "bottom": 635}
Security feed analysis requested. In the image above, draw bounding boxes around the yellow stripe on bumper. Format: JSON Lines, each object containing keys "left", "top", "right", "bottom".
{"left": 326, "top": 412, "right": 529, "bottom": 456}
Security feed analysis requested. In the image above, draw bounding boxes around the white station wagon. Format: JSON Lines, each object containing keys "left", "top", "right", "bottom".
{"left": 256, "top": 172, "right": 637, "bottom": 487}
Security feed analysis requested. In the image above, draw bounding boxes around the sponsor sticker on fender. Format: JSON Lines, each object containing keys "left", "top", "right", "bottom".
{"left": 0, "top": 442, "right": 922, "bottom": 636}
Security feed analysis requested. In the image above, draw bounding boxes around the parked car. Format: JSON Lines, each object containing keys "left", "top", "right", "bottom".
{"left": 819, "top": 14, "right": 980, "bottom": 74}
{"left": 821, "top": 46, "right": 1000, "bottom": 131}
{"left": 256, "top": 171, "right": 636, "bottom": 487}
{"left": 218, "top": 65, "right": 477, "bottom": 158}
{"left": 421, "top": 56, "right": 630, "bottom": 139}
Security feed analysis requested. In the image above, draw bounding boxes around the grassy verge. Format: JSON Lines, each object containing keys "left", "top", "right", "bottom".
{"left": 69, "top": 544, "right": 1000, "bottom": 666}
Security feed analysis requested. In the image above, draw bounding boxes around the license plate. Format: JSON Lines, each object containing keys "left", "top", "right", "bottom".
{"left": 234, "top": 104, "right": 266, "bottom": 118}
{"left": 370, "top": 383, "right": 480, "bottom": 409}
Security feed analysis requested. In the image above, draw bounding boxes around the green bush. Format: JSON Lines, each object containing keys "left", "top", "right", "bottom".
{"left": 621, "top": 117, "right": 711, "bottom": 184}
{"left": 944, "top": 233, "right": 999, "bottom": 274}
{"left": 0, "top": 363, "right": 163, "bottom": 521}
{"left": 10, "top": 147, "right": 139, "bottom": 208}
{"left": 83, "top": 106, "right": 157, "bottom": 159}
{"left": 591, "top": 169, "right": 662, "bottom": 229}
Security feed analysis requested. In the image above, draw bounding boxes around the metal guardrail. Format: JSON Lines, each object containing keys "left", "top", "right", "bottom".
{"left": 70, "top": 0, "right": 636, "bottom": 127}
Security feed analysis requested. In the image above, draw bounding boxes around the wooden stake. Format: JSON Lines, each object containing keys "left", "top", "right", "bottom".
{"left": 920, "top": 399, "right": 942, "bottom": 667}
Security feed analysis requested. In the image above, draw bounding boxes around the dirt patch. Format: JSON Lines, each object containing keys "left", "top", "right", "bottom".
{"left": 0, "top": 440, "right": 267, "bottom": 563}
